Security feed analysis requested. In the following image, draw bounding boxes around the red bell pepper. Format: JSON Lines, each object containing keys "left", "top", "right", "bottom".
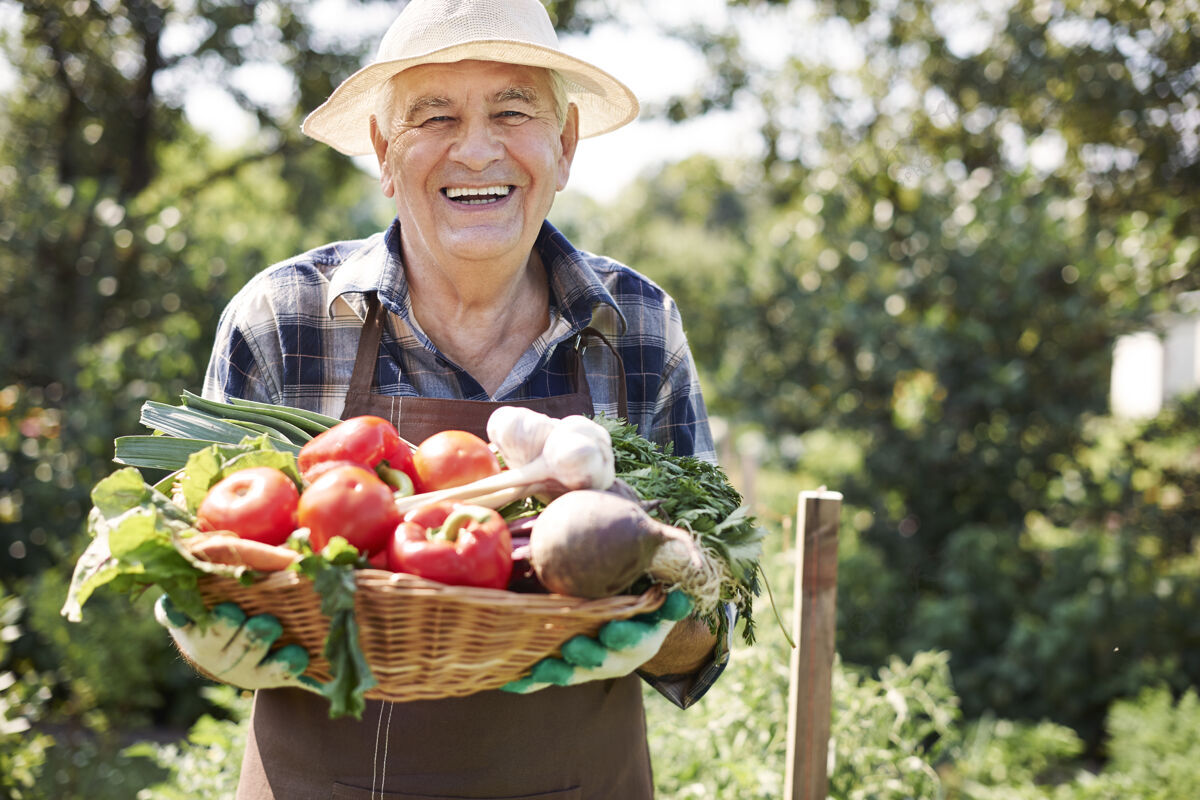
{"left": 389, "top": 501, "right": 512, "bottom": 590}
{"left": 298, "top": 416, "right": 416, "bottom": 493}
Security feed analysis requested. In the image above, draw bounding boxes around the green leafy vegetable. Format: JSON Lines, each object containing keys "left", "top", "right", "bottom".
{"left": 114, "top": 435, "right": 228, "bottom": 472}
{"left": 174, "top": 435, "right": 302, "bottom": 513}
{"left": 596, "top": 415, "right": 766, "bottom": 644}
{"left": 113, "top": 394, "right": 338, "bottom": 471}
{"left": 140, "top": 400, "right": 296, "bottom": 449}
{"left": 224, "top": 395, "right": 343, "bottom": 433}
{"left": 65, "top": 431, "right": 381, "bottom": 721}
{"left": 115, "top": 394, "right": 335, "bottom": 473}
{"left": 62, "top": 467, "right": 208, "bottom": 623}
{"left": 297, "top": 538, "right": 377, "bottom": 720}
{"left": 181, "top": 391, "right": 315, "bottom": 443}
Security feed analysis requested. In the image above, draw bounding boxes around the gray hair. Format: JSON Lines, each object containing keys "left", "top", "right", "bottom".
{"left": 374, "top": 67, "right": 570, "bottom": 139}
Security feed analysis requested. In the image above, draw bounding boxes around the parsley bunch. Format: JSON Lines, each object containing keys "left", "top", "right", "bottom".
{"left": 596, "top": 416, "right": 766, "bottom": 644}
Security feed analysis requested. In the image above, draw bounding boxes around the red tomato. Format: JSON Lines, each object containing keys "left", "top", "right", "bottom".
{"left": 412, "top": 430, "right": 500, "bottom": 493}
{"left": 298, "top": 416, "right": 416, "bottom": 483}
{"left": 301, "top": 459, "right": 370, "bottom": 485}
{"left": 366, "top": 548, "right": 391, "bottom": 570}
{"left": 298, "top": 464, "right": 401, "bottom": 556}
{"left": 195, "top": 467, "right": 300, "bottom": 546}
{"left": 380, "top": 436, "right": 417, "bottom": 483}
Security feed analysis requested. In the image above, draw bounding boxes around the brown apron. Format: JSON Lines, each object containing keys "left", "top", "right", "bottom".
{"left": 236, "top": 295, "right": 650, "bottom": 800}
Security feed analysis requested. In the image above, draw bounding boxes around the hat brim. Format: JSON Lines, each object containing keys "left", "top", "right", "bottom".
{"left": 301, "top": 40, "right": 640, "bottom": 156}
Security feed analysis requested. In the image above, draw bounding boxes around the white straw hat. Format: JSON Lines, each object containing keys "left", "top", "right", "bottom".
{"left": 301, "top": 0, "right": 640, "bottom": 156}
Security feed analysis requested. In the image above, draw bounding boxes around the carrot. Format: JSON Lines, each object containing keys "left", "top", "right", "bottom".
{"left": 186, "top": 533, "right": 302, "bottom": 572}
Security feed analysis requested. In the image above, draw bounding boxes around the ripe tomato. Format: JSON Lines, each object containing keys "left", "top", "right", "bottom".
{"left": 195, "top": 466, "right": 300, "bottom": 546}
{"left": 298, "top": 416, "right": 416, "bottom": 484}
{"left": 299, "top": 463, "right": 401, "bottom": 556}
{"left": 412, "top": 430, "right": 500, "bottom": 493}
{"left": 301, "top": 459, "right": 370, "bottom": 485}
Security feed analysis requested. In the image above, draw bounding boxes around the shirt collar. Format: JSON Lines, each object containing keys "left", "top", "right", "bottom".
{"left": 324, "top": 223, "right": 399, "bottom": 321}
{"left": 326, "top": 219, "right": 626, "bottom": 335}
{"left": 536, "top": 221, "right": 627, "bottom": 335}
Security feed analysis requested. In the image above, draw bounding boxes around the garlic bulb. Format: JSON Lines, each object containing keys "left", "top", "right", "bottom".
{"left": 541, "top": 418, "right": 615, "bottom": 491}
{"left": 395, "top": 408, "right": 616, "bottom": 513}
{"left": 486, "top": 406, "right": 557, "bottom": 468}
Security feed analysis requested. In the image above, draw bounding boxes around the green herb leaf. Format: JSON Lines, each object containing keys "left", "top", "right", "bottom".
{"left": 298, "top": 539, "right": 377, "bottom": 720}
{"left": 595, "top": 415, "right": 766, "bottom": 645}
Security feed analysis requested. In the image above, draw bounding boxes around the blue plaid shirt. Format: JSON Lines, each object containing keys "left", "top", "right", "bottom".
{"left": 203, "top": 218, "right": 728, "bottom": 707}
{"left": 205, "top": 220, "right": 715, "bottom": 462}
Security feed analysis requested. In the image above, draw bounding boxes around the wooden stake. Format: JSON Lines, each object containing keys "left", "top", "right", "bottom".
{"left": 784, "top": 489, "right": 842, "bottom": 800}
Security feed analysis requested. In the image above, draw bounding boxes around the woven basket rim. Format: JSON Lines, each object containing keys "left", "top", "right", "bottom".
{"left": 218, "top": 567, "right": 662, "bottom": 610}
{"left": 195, "top": 568, "right": 665, "bottom": 702}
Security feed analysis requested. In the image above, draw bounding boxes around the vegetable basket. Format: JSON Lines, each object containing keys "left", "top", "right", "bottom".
{"left": 195, "top": 569, "right": 665, "bottom": 703}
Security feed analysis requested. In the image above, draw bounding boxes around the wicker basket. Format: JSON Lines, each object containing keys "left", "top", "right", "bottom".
{"left": 196, "top": 569, "right": 664, "bottom": 703}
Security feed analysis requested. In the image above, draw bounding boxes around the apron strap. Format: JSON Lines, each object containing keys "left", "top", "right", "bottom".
{"left": 347, "top": 294, "right": 629, "bottom": 421}
{"left": 576, "top": 326, "right": 628, "bottom": 421}
{"left": 347, "top": 292, "right": 386, "bottom": 400}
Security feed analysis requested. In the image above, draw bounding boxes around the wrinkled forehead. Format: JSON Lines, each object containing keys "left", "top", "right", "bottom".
{"left": 386, "top": 60, "right": 555, "bottom": 113}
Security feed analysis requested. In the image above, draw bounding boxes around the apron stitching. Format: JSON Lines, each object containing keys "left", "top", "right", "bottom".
{"left": 379, "top": 701, "right": 394, "bottom": 798}
{"left": 371, "top": 701, "right": 385, "bottom": 799}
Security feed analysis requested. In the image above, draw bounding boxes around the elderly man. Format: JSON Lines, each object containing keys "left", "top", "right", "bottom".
{"left": 168, "top": 0, "right": 729, "bottom": 797}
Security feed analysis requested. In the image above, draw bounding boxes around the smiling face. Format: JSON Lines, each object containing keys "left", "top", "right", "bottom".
{"left": 370, "top": 60, "right": 579, "bottom": 274}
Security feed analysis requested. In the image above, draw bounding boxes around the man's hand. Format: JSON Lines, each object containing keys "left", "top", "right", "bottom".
{"left": 502, "top": 590, "right": 695, "bottom": 694}
{"left": 155, "top": 595, "right": 322, "bottom": 693}
{"left": 636, "top": 615, "right": 718, "bottom": 677}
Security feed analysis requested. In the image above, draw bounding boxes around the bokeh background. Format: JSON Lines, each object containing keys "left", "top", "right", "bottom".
{"left": 2, "top": 1, "right": 1199, "bottom": 797}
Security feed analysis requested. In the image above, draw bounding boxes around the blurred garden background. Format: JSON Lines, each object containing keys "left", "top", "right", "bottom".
{"left": 3, "top": 0, "right": 1200, "bottom": 797}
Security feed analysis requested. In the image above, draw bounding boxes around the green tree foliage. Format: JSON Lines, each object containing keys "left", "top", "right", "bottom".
{"left": 4, "top": 0, "right": 1199, "bottom": 793}
{"left": 124, "top": 686, "right": 248, "bottom": 800}
{"left": 903, "top": 517, "right": 1200, "bottom": 748}
{"left": 1097, "top": 686, "right": 1200, "bottom": 798}
{"left": 1047, "top": 389, "right": 1200, "bottom": 558}
{"left": 0, "top": 0, "right": 387, "bottom": 752}
{"left": 577, "top": 0, "right": 1198, "bottom": 611}
{"left": 553, "top": 0, "right": 1200, "bottom": 753}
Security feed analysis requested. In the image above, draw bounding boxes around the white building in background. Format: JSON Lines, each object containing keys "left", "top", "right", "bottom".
{"left": 1111, "top": 292, "right": 1200, "bottom": 418}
